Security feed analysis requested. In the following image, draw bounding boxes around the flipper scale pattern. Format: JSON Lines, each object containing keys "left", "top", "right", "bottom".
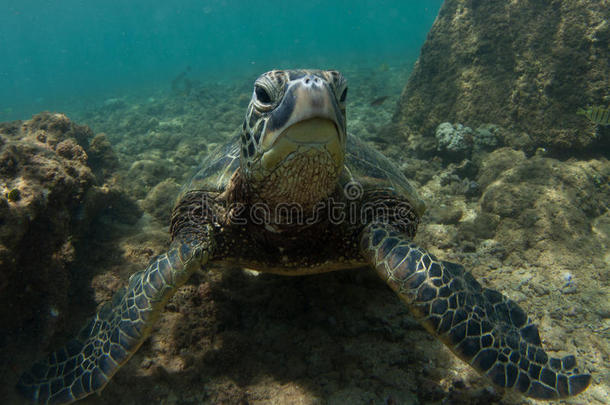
{"left": 17, "top": 239, "right": 209, "bottom": 405}
{"left": 360, "top": 222, "right": 591, "bottom": 399}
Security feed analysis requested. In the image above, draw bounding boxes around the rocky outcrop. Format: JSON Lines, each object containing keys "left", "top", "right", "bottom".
{"left": 0, "top": 112, "right": 139, "bottom": 349}
{"left": 394, "top": 0, "right": 609, "bottom": 156}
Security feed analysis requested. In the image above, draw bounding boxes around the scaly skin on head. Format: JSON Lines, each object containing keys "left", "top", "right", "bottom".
{"left": 239, "top": 69, "right": 348, "bottom": 210}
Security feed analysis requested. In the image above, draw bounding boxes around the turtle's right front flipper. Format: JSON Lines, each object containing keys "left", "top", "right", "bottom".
{"left": 361, "top": 222, "right": 591, "bottom": 399}
{"left": 16, "top": 235, "right": 212, "bottom": 405}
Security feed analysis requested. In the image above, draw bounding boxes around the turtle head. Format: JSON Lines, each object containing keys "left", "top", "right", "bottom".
{"left": 240, "top": 69, "right": 348, "bottom": 208}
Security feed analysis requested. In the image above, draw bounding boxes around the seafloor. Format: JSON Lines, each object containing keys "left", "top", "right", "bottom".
{"left": 1, "top": 63, "right": 608, "bottom": 405}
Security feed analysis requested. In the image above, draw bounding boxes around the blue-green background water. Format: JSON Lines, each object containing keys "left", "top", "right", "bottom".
{"left": 0, "top": 0, "right": 443, "bottom": 121}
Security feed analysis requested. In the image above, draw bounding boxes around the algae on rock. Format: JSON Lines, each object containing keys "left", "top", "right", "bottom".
{"left": 0, "top": 113, "right": 140, "bottom": 353}
{"left": 394, "top": 0, "right": 610, "bottom": 155}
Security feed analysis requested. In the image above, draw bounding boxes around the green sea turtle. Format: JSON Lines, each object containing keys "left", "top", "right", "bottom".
{"left": 18, "top": 69, "right": 591, "bottom": 404}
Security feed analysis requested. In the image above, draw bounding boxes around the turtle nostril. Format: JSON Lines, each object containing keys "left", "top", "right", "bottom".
{"left": 304, "top": 76, "right": 321, "bottom": 86}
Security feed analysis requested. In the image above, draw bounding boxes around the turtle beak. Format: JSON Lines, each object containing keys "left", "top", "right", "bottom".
{"left": 260, "top": 118, "right": 342, "bottom": 172}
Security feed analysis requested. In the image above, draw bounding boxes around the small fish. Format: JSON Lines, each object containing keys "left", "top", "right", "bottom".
{"left": 577, "top": 105, "right": 610, "bottom": 126}
{"left": 370, "top": 96, "right": 389, "bottom": 106}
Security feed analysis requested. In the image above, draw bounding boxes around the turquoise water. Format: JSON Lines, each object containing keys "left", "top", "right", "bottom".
{"left": 0, "top": 0, "right": 443, "bottom": 121}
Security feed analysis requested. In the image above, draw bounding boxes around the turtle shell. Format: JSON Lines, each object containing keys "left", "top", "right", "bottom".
{"left": 177, "top": 134, "right": 241, "bottom": 202}
{"left": 179, "top": 133, "right": 425, "bottom": 217}
{"left": 341, "top": 133, "right": 425, "bottom": 217}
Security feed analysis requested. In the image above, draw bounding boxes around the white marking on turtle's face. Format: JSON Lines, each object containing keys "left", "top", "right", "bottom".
{"left": 240, "top": 69, "right": 348, "bottom": 207}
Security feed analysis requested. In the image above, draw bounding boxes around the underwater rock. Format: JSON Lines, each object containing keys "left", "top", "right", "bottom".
{"left": 80, "top": 184, "right": 142, "bottom": 231}
{"left": 141, "top": 178, "right": 181, "bottom": 223}
{"left": 87, "top": 133, "right": 119, "bottom": 180}
{"left": 55, "top": 138, "right": 88, "bottom": 163}
{"left": 0, "top": 112, "right": 140, "bottom": 353}
{"left": 126, "top": 159, "right": 171, "bottom": 199}
{"left": 0, "top": 113, "right": 96, "bottom": 348}
{"left": 435, "top": 122, "right": 503, "bottom": 162}
{"left": 476, "top": 148, "right": 526, "bottom": 189}
{"left": 394, "top": 0, "right": 610, "bottom": 154}
{"left": 458, "top": 212, "right": 500, "bottom": 242}
{"left": 427, "top": 204, "right": 463, "bottom": 225}
{"left": 435, "top": 122, "right": 473, "bottom": 159}
{"left": 24, "top": 111, "right": 94, "bottom": 149}
{"left": 473, "top": 124, "right": 500, "bottom": 152}
{"left": 477, "top": 149, "right": 610, "bottom": 266}
{"left": 448, "top": 159, "right": 478, "bottom": 180}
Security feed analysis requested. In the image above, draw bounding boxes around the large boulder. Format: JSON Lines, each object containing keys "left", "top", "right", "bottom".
{"left": 0, "top": 112, "right": 138, "bottom": 349}
{"left": 393, "top": 0, "right": 609, "bottom": 155}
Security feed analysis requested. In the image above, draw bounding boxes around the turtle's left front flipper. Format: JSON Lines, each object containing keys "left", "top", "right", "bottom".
{"left": 360, "top": 222, "right": 591, "bottom": 400}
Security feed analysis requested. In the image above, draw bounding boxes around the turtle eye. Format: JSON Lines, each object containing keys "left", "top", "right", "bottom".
{"left": 339, "top": 88, "right": 348, "bottom": 103}
{"left": 255, "top": 85, "right": 272, "bottom": 104}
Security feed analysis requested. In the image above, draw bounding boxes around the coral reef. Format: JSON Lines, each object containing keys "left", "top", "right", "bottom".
{"left": 394, "top": 0, "right": 610, "bottom": 155}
